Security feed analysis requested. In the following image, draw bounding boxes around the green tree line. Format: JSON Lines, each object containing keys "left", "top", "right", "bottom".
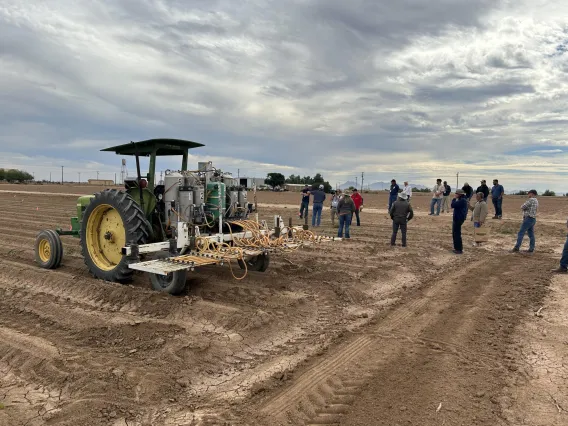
{"left": 266, "top": 172, "right": 333, "bottom": 192}
{"left": 0, "top": 168, "right": 34, "bottom": 182}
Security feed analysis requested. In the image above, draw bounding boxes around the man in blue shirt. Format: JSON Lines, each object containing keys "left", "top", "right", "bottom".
{"left": 310, "top": 185, "right": 326, "bottom": 227}
{"left": 299, "top": 185, "right": 310, "bottom": 219}
{"left": 451, "top": 189, "right": 469, "bottom": 254}
{"left": 388, "top": 179, "right": 400, "bottom": 211}
{"left": 491, "top": 179, "right": 504, "bottom": 219}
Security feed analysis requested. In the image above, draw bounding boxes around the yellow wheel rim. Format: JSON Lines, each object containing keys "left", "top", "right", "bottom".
{"left": 85, "top": 204, "right": 126, "bottom": 271}
{"left": 38, "top": 239, "right": 51, "bottom": 263}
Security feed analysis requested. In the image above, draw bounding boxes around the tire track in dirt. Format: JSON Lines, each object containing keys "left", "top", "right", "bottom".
{"left": 242, "top": 253, "right": 549, "bottom": 426}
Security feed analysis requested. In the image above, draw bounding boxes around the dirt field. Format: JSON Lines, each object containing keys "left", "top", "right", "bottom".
{"left": 0, "top": 185, "right": 567, "bottom": 426}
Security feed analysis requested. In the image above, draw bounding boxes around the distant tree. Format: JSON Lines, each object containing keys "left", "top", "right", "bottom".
{"left": 514, "top": 190, "right": 529, "bottom": 196}
{"left": 266, "top": 172, "right": 286, "bottom": 188}
{"left": 412, "top": 187, "right": 431, "bottom": 193}
{"left": 287, "top": 174, "right": 302, "bottom": 184}
{"left": 0, "top": 168, "right": 4, "bottom": 181}
{"left": 542, "top": 189, "right": 556, "bottom": 196}
{"left": 3, "top": 169, "right": 33, "bottom": 182}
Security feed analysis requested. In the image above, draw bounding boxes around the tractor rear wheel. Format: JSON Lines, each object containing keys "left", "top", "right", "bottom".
{"left": 35, "top": 230, "right": 63, "bottom": 269}
{"left": 80, "top": 189, "right": 151, "bottom": 283}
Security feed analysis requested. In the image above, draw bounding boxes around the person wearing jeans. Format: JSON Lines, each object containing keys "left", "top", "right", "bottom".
{"left": 429, "top": 178, "right": 444, "bottom": 216}
{"left": 512, "top": 190, "right": 538, "bottom": 253}
{"left": 312, "top": 202, "right": 323, "bottom": 226}
{"left": 337, "top": 194, "right": 356, "bottom": 239}
{"left": 491, "top": 179, "right": 504, "bottom": 219}
{"left": 450, "top": 189, "right": 468, "bottom": 254}
{"left": 310, "top": 185, "right": 326, "bottom": 227}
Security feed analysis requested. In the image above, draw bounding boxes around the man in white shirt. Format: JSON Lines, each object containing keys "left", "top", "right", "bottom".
{"left": 402, "top": 182, "right": 412, "bottom": 203}
{"left": 429, "top": 178, "right": 445, "bottom": 216}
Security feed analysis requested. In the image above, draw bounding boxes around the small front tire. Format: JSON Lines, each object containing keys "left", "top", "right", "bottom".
{"left": 149, "top": 252, "right": 188, "bottom": 295}
{"left": 35, "top": 230, "right": 63, "bottom": 269}
{"left": 238, "top": 253, "right": 270, "bottom": 273}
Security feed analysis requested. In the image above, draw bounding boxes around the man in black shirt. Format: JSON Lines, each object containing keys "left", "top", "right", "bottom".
{"left": 299, "top": 185, "right": 310, "bottom": 219}
{"left": 442, "top": 181, "right": 451, "bottom": 213}
{"left": 476, "top": 180, "right": 490, "bottom": 202}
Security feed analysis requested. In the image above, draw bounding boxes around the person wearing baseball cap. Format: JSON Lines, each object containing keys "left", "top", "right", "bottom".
{"left": 450, "top": 189, "right": 469, "bottom": 254}
{"left": 476, "top": 180, "right": 490, "bottom": 202}
{"left": 511, "top": 189, "right": 538, "bottom": 253}
{"left": 389, "top": 192, "right": 414, "bottom": 247}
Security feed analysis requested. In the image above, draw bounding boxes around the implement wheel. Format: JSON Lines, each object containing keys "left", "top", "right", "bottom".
{"left": 80, "top": 189, "right": 151, "bottom": 283}
{"left": 149, "top": 252, "right": 188, "bottom": 295}
{"left": 35, "top": 230, "right": 63, "bottom": 269}
{"left": 238, "top": 253, "right": 270, "bottom": 272}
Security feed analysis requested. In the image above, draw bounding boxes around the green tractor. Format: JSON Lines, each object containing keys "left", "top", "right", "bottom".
{"left": 35, "top": 138, "right": 266, "bottom": 294}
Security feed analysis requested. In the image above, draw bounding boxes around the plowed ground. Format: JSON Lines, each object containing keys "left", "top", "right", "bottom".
{"left": 0, "top": 188, "right": 567, "bottom": 426}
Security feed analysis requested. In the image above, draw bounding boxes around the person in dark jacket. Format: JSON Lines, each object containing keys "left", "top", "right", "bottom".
{"left": 388, "top": 179, "right": 400, "bottom": 211}
{"left": 337, "top": 194, "right": 356, "bottom": 239}
{"left": 451, "top": 189, "right": 469, "bottom": 254}
{"left": 389, "top": 193, "right": 414, "bottom": 247}
{"left": 476, "top": 180, "right": 490, "bottom": 202}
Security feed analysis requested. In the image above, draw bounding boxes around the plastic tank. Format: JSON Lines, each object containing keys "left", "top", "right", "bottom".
{"left": 206, "top": 182, "right": 226, "bottom": 221}
{"left": 238, "top": 190, "right": 248, "bottom": 209}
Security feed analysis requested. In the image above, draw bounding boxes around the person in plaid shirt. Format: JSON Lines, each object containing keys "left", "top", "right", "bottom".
{"left": 511, "top": 189, "right": 538, "bottom": 253}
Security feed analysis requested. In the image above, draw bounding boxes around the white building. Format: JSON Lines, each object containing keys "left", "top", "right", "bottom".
{"left": 238, "top": 177, "right": 265, "bottom": 188}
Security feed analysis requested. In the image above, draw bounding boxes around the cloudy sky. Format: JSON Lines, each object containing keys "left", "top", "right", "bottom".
{"left": 2, "top": 0, "right": 568, "bottom": 191}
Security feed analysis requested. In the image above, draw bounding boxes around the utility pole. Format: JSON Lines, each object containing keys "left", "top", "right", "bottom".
{"left": 355, "top": 176, "right": 358, "bottom": 188}
{"left": 114, "top": 173, "right": 117, "bottom": 185}
{"left": 78, "top": 172, "right": 81, "bottom": 184}
{"left": 238, "top": 169, "right": 240, "bottom": 178}
{"left": 456, "top": 172, "right": 459, "bottom": 189}
{"left": 97, "top": 171, "right": 99, "bottom": 180}
{"left": 61, "top": 166, "right": 64, "bottom": 185}
{"left": 361, "top": 172, "right": 364, "bottom": 192}
{"left": 49, "top": 172, "right": 51, "bottom": 182}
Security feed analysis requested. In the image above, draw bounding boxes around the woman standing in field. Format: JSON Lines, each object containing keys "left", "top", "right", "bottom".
{"left": 469, "top": 192, "right": 489, "bottom": 246}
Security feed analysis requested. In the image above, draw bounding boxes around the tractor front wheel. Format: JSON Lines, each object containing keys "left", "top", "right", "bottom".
{"left": 35, "top": 230, "right": 63, "bottom": 269}
{"left": 80, "top": 189, "right": 151, "bottom": 283}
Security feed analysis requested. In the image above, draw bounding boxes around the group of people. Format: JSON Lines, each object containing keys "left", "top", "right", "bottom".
{"left": 299, "top": 184, "right": 363, "bottom": 239}
{"left": 426, "top": 178, "right": 504, "bottom": 219}
{"left": 387, "top": 177, "right": 509, "bottom": 254}
{"left": 298, "top": 179, "right": 568, "bottom": 271}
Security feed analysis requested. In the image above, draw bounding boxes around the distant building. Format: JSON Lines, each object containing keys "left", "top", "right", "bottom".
{"left": 284, "top": 184, "right": 306, "bottom": 192}
{"left": 238, "top": 177, "right": 265, "bottom": 188}
{"left": 88, "top": 179, "right": 114, "bottom": 186}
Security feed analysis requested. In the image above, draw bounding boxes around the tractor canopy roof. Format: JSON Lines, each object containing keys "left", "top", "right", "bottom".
{"left": 101, "top": 139, "right": 204, "bottom": 156}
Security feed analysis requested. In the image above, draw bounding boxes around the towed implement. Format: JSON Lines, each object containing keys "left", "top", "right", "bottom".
{"left": 35, "top": 139, "right": 337, "bottom": 294}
